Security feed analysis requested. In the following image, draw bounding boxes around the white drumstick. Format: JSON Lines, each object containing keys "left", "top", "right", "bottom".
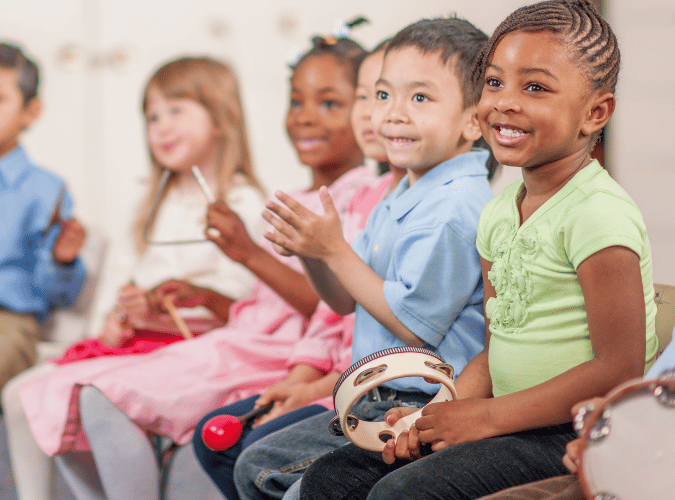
{"left": 191, "top": 166, "right": 216, "bottom": 203}
{"left": 191, "top": 166, "right": 222, "bottom": 238}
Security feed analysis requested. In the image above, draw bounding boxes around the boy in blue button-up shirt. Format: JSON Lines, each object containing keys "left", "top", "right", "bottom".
{"left": 250, "top": 17, "right": 495, "bottom": 500}
{"left": 0, "top": 42, "right": 86, "bottom": 392}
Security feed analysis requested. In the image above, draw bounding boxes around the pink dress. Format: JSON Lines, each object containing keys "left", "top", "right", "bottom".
{"left": 20, "top": 167, "right": 375, "bottom": 456}
{"left": 286, "top": 172, "right": 396, "bottom": 409}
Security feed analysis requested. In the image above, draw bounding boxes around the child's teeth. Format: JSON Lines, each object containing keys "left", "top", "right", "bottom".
{"left": 499, "top": 127, "right": 525, "bottom": 138}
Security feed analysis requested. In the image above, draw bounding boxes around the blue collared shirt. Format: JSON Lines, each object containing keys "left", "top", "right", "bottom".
{"left": 351, "top": 149, "right": 494, "bottom": 394}
{"left": 0, "top": 146, "right": 87, "bottom": 320}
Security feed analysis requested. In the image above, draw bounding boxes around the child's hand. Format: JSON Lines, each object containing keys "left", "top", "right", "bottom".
{"left": 52, "top": 218, "right": 86, "bottom": 265}
{"left": 381, "top": 407, "right": 424, "bottom": 464}
{"left": 146, "top": 280, "right": 207, "bottom": 314}
{"left": 117, "top": 282, "right": 150, "bottom": 319}
{"left": 253, "top": 381, "right": 318, "bottom": 427}
{"left": 415, "top": 399, "right": 495, "bottom": 452}
{"left": 262, "top": 187, "right": 345, "bottom": 262}
{"left": 563, "top": 396, "right": 606, "bottom": 474}
{"left": 206, "top": 201, "right": 258, "bottom": 265}
{"left": 99, "top": 310, "right": 135, "bottom": 347}
{"left": 562, "top": 438, "right": 583, "bottom": 474}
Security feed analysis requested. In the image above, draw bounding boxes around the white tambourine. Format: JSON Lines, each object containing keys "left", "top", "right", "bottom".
{"left": 577, "top": 369, "right": 675, "bottom": 500}
{"left": 329, "top": 347, "right": 457, "bottom": 451}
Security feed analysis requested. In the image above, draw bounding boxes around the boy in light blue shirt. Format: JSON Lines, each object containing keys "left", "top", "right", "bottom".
{"left": 0, "top": 42, "right": 86, "bottom": 392}
{"left": 233, "top": 17, "right": 495, "bottom": 500}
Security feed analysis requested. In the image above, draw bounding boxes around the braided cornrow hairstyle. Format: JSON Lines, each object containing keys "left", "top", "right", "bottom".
{"left": 290, "top": 17, "right": 369, "bottom": 87}
{"left": 473, "top": 0, "right": 620, "bottom": 95}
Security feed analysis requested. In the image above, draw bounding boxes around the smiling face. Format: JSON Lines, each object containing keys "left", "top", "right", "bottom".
{"left": 371, "top": 46, "right": 479, "bottom": 183}
{"left": 350, "top": 51, "right": 387, "bottom": 162}
{"left": 285, "top": 54, "right": 363, "bottom": 181}
{"left": 477, "top": 30, "right": 598, "bottom": 171}
{"left": 145, "top": 85, "right": 222, "bottom": 173}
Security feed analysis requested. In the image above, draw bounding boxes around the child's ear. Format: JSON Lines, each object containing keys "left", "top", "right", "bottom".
{"left": 461, "top": 110, "right": 482, "bottom": 143}
{"left": 21, "top": 98, "right": 42, "bottom": 129}
{"left": 581, "top": 92, "right": 615, "bottom": 137}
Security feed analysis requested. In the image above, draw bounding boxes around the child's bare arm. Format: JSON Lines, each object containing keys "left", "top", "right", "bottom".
{"left": 415, "top": 246, "right": 646, "bottom": 451}
{"left": 264, "top": 187, "right": 424, "bottom": 347}
{"left": 206, "top": 200, "right": 319, "bottom": 319}
{"left": 253, "top": 365, "right": 341, "bottom": 426}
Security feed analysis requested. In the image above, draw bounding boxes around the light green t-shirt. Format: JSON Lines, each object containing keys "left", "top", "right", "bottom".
{"left": 476, "top": 161, "right": 657, "bottom": 397}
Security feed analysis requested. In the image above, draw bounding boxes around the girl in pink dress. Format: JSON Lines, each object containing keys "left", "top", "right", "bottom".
{"left": 17, "top": 35, "right": 374, "bottom": 500}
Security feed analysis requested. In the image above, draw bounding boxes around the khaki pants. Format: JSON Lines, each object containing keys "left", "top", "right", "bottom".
{"left": 0, "top": 308, "right": 39, "bottom": 394}
{"left": 478, "top": 475, "right": 584, "bottom": 500}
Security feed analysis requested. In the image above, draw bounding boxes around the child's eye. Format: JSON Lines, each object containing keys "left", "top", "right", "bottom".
{"left": 321, "top": 100, "right": 339, "bottom": 111}
{"left": 356, "top": 93, "right": 368, "bottom": 101}
{"left": 170, "top": 106, "right": 182, "bottom": 115}
{"left": 525, "top": 83, "right": 544, "bottom": 92}
{"left": 485, "top": 77, "right": 502, "bottom": 88}
{"left": 412, "top": 94, "right": 428, "bottom": 103}
{"left": 146, "top": 113, "right": 159, "bottom": 123}
{"left": 376, "top": 90, "right": 389, "bottom": 101}
{"left": 289, "top": 99, "right": 301, "bottom": 109}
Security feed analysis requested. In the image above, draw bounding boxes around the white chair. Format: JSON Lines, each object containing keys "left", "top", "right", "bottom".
{"left": 37, "top": 224, "right": 108, "bottom": 362}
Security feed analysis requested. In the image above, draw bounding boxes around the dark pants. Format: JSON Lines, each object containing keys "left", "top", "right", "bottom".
{"left": 300, "top": 423, "right": 576, "bottom": 500}
{"left": 193, "top": 395, "right": 328, "bottom": 500}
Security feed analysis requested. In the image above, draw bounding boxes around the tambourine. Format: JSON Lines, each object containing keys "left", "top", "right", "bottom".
{"left": 329, "top": 347, "right": 457, "bottom": 451}
{"left": 576, "top": 369, "right": 675, "bottom": 500}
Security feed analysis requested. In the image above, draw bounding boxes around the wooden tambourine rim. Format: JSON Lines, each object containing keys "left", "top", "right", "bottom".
{"left": 578, "top": 375, "right": 675, "bottom": 500}
{"left": 331, "top": 347, "right": 457, "bottom": 452}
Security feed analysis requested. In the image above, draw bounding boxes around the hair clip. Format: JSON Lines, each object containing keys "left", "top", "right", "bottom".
{"left": 286, "top": 16, "right": 368, "bottom": 68}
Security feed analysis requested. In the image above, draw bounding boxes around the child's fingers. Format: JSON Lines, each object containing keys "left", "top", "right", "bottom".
{"left": 264, "top": 200, "right": 304, "bottom": 229}
{"left": 407, "top": 424, "right": 422, "bottom": 459}
{"left": 263, "top": 229, "right": 296, "bottom": 256}
{"left": 261, "top": 210, "right": 298, "bottom": 242}
{"left": 382, "top": 438, "right": 397, "bottom": 465}
{"left": 384, "top": 406, "right": 418, "bottom": 426}
{"left": 273, "top": 191, "right": 314, "bottom": 219}
{"left": 318, "top": 186, "right": 339, "bottom": 218}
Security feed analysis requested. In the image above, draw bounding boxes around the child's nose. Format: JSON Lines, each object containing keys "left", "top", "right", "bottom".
{"left": 493, "top": 87, "right": 521, "bottom": 114}
{"left": 295, "top": 104, "right": 319, "bottom": 125}
{"left": 385, "top": 98, "right": 408, "bottom": 123}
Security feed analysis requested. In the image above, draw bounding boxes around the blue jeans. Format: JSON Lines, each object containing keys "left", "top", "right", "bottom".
{"left": 299, "top": 423, "right": 576, "bottom": 500}
{"left": 193, "top": 395, "right": 328, "bottom": 500}
{"left": 233, "top": 388, "right": 431, "bottom": 500}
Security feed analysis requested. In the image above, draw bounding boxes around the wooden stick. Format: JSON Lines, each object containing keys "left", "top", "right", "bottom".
{"left": 162, "top": 296, "right": 193, "bottom": 339}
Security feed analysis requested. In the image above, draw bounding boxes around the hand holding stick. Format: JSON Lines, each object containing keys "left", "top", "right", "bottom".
{"left": 161, "top": 296, "right": 193, "bottom": 339}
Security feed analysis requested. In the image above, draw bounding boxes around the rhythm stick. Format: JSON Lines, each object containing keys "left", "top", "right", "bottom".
{"left": 161, "top": 296, "right": 193, "bottom": 339}
{"left": 201, "top": 402, "right": 275, "bottom": 451}
{"left": 191, "top": 166, "right": 215, "bottom": 203}
{"left": 191, "top": 165, "right": 222, "bottom": 239}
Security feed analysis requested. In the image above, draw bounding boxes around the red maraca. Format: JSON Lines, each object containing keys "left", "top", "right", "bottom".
{"left": 201, "top": 401, "right": 274, "bottom": 451}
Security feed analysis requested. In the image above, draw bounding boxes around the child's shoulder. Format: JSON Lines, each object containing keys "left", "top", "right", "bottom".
{"left": 565, "top": 163, "right": 643, "bottom": 221}
{"left": 1, "top": 146, "right": 64, "bottom": 187}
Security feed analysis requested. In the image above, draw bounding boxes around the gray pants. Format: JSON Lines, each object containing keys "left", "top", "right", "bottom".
{"left": 56, "top": 385, "right": 224, "bottom": 500}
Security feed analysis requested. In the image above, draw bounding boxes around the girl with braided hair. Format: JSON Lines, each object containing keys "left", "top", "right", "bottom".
{"left": 298, "top": 2, "right": 657, "bottom": 499}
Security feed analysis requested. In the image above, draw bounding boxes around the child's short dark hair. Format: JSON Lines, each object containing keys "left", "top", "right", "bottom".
{"left": 385, "top": 17, "right": 489, "bottom": 109}
{"left": 473, "top": 0, "right": 619, "bottom": 94}
{"left": 0, "top": 43, "right": 39, "bottom": 105}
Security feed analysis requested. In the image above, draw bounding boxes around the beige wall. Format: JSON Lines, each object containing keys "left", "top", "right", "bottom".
{"left": 1, "top": 0, "right": 673, "bottom": 284}
{"left": 608, "top": 0, "right": 675, "bottom": 284}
